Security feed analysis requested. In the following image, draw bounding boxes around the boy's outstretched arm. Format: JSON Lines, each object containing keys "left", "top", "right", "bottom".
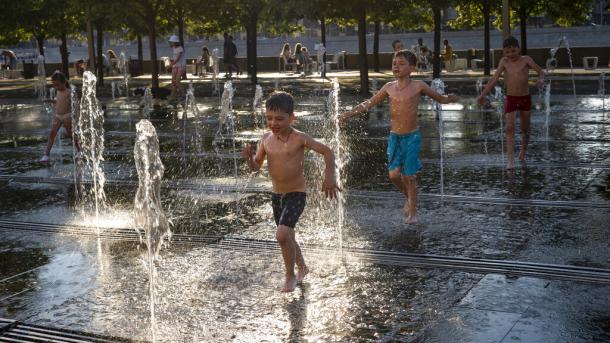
{"left": 303, "top": 134, "right": 341, "bottom": 198}
{"left": 338, "top": 84, "right": 389, "bottom": 123}
{"left": 526, "top": 56, "right": 545, "bottom": 88}
{"left": 420, "top": 81, "right": 458, "bottom": 104}
{"left": 241, "top": 134, "right": 268, "bottom": 171}
{"left": 477, "top": 59, "right": 505, "bottom": 105}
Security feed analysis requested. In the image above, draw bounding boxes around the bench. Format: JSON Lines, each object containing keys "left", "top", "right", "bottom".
{"left": 454, "top": 58, "right": 467, "bottom": 71}
{"left": 583, "top": 57, "right": 598, "bottom": 70}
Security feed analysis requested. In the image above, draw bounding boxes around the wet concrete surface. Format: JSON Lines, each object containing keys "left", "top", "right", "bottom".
{"left": 0, "top": 78, "right": 609, "bottom": 341}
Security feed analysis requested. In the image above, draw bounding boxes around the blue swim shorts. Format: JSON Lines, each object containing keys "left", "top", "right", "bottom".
{"left": 387, "top": 130, "right": 423, "bottom": 176}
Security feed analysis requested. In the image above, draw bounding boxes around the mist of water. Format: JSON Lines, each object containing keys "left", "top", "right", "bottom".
{"left": 119, "top": 52, "right": 130, "bottom": 98}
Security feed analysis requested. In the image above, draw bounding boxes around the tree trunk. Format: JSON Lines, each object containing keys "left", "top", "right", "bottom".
{"left": 432, "top": 6, "right": 441, "bottom": 79}
{"left": 373, "top": 20, "right": 380, "bottom": 72}
{"left": 137, "top": 34, "right": 144, "bottom": 72}
{"left": 320, "top": 18, "right": 326, "bottom": 46}
{"left": 519, "top": 5, "right": 527, "bottom": 54}
{"left": 60, "top": 31, "right": 70, "bottom": 79}
{"left": 246, "top": 13, "right": 258, "bottom": 84}
{"left": 96, "top": 23, "right": 104, "bottom": 86}
{"left": 149, "top": 21, "right": 159, "bottom": 90}
{"left": 86, "top": 5, "right": 96, "bottom": 72}
{"left": 483, "top": 1, "right": 491, "bottom": 76}
{"left": 178, "top": 18, "right": 185, "bottom": 47}
{"left": 36, "top": 34, "right": 45, "bottom": 56}
{"left": 178, "top": 17, "right": 187, "bottom": 80}
{"left": 357, "top": 5, "right": 368, "bottom": 95}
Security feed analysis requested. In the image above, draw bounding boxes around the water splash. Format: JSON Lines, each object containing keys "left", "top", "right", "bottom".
{"left": 598, "top": 72, "right": 606, "bottom": 96}
{"left": 252, "top": 84, "right": 264, "bottom": 129}
{"left": 35, "top": 55, "right": 46, "bottom": 99}
{"left": 133, "top": 119, "right": 171, "bottom": 343}
{"left": 73, "top": 71, "right": 107, "bottom": 268}
{"left": 111, "top": 81, "right": 116, "bottom": 100}
{"left": 430, "top": 79, "right": 446, "bottom": 198}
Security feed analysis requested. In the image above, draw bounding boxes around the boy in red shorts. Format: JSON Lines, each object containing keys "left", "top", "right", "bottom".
{"left": 477, "top": 36, "right": 545, "bottom": 169}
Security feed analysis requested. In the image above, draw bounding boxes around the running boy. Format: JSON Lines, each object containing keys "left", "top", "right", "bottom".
{"left": 40, "top": 71, "right": 78, "bottom": 163}
{"left": 477, "top": 36, "right": 545, "bottom": 169}
{"left": 338, "top": 50, "right": 457, "bottom": 223}
{"left": 241, "top": 91, "right": 340, "bottom": 292}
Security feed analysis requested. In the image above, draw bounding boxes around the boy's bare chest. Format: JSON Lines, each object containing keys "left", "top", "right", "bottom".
{"left": 504, "top": 60, "right": 529, "bottom": 75}
{"left": 265, "top": 139, "right": 303, "bottom": 160}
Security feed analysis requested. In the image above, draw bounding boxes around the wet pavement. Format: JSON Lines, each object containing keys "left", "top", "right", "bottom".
{"left": 0, "top": 75, "right": 609, "bottom": 341}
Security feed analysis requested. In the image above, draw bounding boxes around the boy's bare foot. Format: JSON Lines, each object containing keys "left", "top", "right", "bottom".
{"left": 405, "top": 214, "right": 418, "bottom": 224}
{"left": 296, "top": 266, "right": 309, "bottom": 285}
{"left": 281, "top": 275, "right": 297, "bottom": 292}
{"left": 402, "top": 200, "right": 409, "bottom": 217}
{"left": 518, "top": 151, "right": 526, "bottom": 161}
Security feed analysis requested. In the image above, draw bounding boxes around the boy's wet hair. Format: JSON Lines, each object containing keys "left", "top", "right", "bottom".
{"left": 51, "top": 70, "right": 69, "bottom": 87}
{"left": 393, "top": 50, "right": 417, "bottom": 66}
{"left": 503, "top": 36, "right": 519, "bottom": 48}
{"left": 266, "top": 91, "right": 294, "bottom": 115}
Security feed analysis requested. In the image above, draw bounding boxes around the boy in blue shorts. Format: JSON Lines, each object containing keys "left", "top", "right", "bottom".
{"left": 339, "top": 50, "right": 457, "bottom": 223}
{"left": 242, "top": 91, "right": 340, "bottom": 292}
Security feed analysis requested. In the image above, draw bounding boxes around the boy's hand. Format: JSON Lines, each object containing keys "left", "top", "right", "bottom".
{"left": 536, "top": 79, "right": 545, "bottom": 90}
{"left": 321, "top": 177, "right": 341, "bottom": 199}
{"left": 241, "top": 143, "right": 254, "bottom": 161}
{"left": 336, "top": 113, "right": 350, "bottom": 125}
{"left": 447, "top": 94, "right": 458, "bottom": 103}
{"left": 476, "top": 95, "right": 487, "bottom": 106}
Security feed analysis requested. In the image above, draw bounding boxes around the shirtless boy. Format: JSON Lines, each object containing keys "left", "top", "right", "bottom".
{"left": 242, "top": 91, "right": 340, "bottom": 292}
{"left": 477, "top": 36, "right": 545, "bottom": 169}
{"left": 339, "top": 50, "right": 457, "bottom": 223}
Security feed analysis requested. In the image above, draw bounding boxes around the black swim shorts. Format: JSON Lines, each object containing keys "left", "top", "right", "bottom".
{"left": 271, "top": 192, "right": 307, "bottom": 229}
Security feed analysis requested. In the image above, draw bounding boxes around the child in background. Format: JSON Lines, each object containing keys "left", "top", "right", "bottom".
{"left": 40, "top": 71, "right": 79, "bottom": 163}
{"left": 477, "top": 36, "right": 545, "bottom": 169}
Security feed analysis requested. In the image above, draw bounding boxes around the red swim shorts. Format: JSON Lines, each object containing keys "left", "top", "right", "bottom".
{"left": 505, "top": 94, "right": 532, "bottom": 113}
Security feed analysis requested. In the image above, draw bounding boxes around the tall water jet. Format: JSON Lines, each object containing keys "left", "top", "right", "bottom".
{"left": 35, "top": 55, "right": 46, "bottom": 99}
{"left": 142, "top": 87, "right": 153, "bottom": 119}
{"left": 599, "top": 72, "right": 606, "bottom": 111}
{"left": 73, "top": 71, "right": 107, "bottom": 268}
{"left": 252, "top": 84, "right": 264, "bottom": 129}
{"left": 493, "top": 86, "right": 505, "bottom": 164}
{"left": 119, "top": 52, "right": 130, "bottom": 98}
{"left": 544, "top": 82, "right": 552, "bottom": 154}
{"left": 430, "top": 78, "right": 446, "bottom": 198}
{"left": 211, "top": 48, "right": 220, "bottom": 96}
{"left": 111, "top": 81, "right": 116, "bottom": 100}
{"left": 213, "top": 81, "right": 239, "bottom": 209}
{"left": 546, "top": 37, "right": 576, "bottom": 99}
{"left": 184, "top": 82, "right": 200, "bottom": 152}
{"left": 134, "top": 119, "right": 171, "bottom": 343}
{"left": 326, "top": 79, "right": 346, "bottom": 256}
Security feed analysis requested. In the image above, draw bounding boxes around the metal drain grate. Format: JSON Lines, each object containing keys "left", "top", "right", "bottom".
{"left": 0, "top": 318, "right": 135, "bottom": 343}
